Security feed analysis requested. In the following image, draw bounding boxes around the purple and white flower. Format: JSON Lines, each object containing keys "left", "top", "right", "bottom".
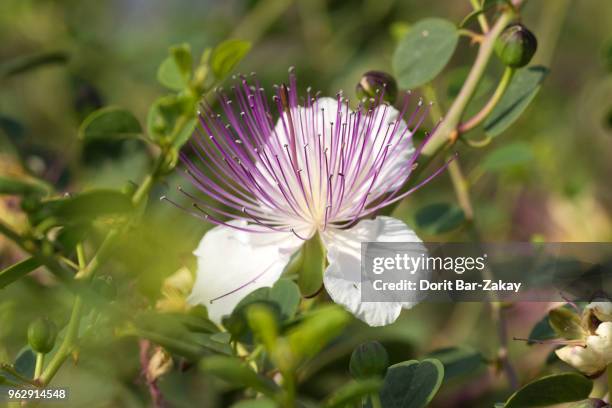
{"left": 167, "top": 70, "right": 448, "bottom": 326}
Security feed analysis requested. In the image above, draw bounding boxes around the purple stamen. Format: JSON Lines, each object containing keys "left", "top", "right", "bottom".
{"left": 171, "top": 69, "right": 446, "bottom": 235}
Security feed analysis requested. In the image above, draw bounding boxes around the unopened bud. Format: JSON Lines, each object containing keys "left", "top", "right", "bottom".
{"left": 495, "top": 23, "right": 538, "bottom": 68}
{"left": 349, "top": 341, "right": 389, "bottom": 379}
{"left": 27, "top": 317, "right": 58, "bottom": 354}
{"left": 356, "top": 71, "right": 398, "bottom": 105}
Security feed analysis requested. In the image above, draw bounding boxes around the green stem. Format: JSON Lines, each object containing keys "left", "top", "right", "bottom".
{"left": 34, "top": 352, "right": 44, "bottom": 379}
{"left": 421, "top": 84, "right": 443, "bottom": 122}
{"left": 447, "top": 159, "right": 474, "bottom": 221}
{"left": 38, "top": 296, "right": 83, "bottom": 386}
{"left": 371, "top": 393, "right": 383, "bottom": 408}
{"left": 38, "top": 243, "right": 87, "bottom": 386}
{"left": 469, "top": 0, "right": 490, "bottom": 32}
{"left": 419, "top": 9, "right": 514, "bottom": 162}
{"left": 457, "top": 67, "right": 515, "bottom": 133}
{"left": 132, "top": 174, "right": 154, "bottom": 207}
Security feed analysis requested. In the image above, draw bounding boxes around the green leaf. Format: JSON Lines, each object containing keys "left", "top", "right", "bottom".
{"left": 0, "top": 258, "right": 42, "bottom": 289}
{"left": 157, "top": 43, "right": 193, "bottom": 91}
{"left": 426, "top": 346, "right": 485, "bottom": 381}
{"left": 78, "top": 106, "right": 142, "bottom": 140}
{"left": 171, "top": 117, "right": 197, "bottom": 149}
{"left": 32, "top": 189, "right": 134, "bottom": 225}
{"left": 224, "top": 280, "right": 300, "bottom": 343}
{"left": 323, "top": 378, "right": 382, "bottom": 408}
{"left": 297, "top": 233, "right": 325, "bottom": 296}
{"left": 200, "top": 356, "right": 278, "bottom": 397}
{"left": 0, "top": 51, "right": 68, "bottom": 78}
{"left": 235, "top": 279, "right": 301, "bottom": 321}
{"left": 157, "top": 58, "right": 186, "bottom": 91}
{"left": 414, "top": 202, "right": 465, "bottom": 234}
{"left": 287, "top": 305, "right": 350, "bottom": 361}
{"left": 484, "top": 66, "right": 549, "bottom": 137}
{"left": 379, "top": 359, "right": 444, "bottom": 408}
{"left": 230, "top": 398, "right": 278, "bottom": 408}
{"left": 548, "top": 306, "right": 586, "bottom": 341}
{"left": 14, "top": 348, "right": 36, "bottom": 379}
{"left": 392, "top": 18, "right": 459, "bottom": 89}
{"left": 210, "top": 39, "right": 252, "bottom": 81}
{"left": 527, "top": 315, "right": 556, "bottom": 345}
{"left": 133, "top": 311, "right": 230, "bottom": 358}
{"left": 0, "top": 176, "right": 52, "bottom": 197}
{"left": 504, "top": 372, "right": 593, "bottom": 408}
{"left": 147, "top": 94, "right": 195, "bottom": 142}
{"left": 246, "top": 304, "right": 278, "bottom": 351}
{"left": 480, "top": 142, "right": 534, "bottom": 172}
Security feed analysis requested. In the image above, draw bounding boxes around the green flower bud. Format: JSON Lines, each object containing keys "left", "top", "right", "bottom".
{"left": 92, "top": 276, "right": 117, "bottom": 300}
{"left": 27, "top": 317, "right": 58, "bottom": 354}
{"left": 495, "top": 23, "right": 538, "bottom": 68}
{"left": 356, "top": 71, "right": 398, "bottom": 105}
{"left": 349, "top": 341, "right": 389, "bottom": 379}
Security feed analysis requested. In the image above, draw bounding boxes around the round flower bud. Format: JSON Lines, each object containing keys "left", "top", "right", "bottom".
{"left": 27, "top": 317, "right": 58, "bottom": 354}
{"left": 349, "top": 341, "right": 389, "bottom": 379}
{"left": 356, "top": 71, "right": 398, "bottom": 105}
{"left": 495, "top": 23, "right": 538, "bottom": 68}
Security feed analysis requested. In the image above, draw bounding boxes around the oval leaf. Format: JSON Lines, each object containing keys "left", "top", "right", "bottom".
{"left": 380, "top": 358, "right": 444, "bottom": 408}
{"left": 426, "top": 346, "right": 485, "bottom": 380}
{"left": 392, "top": 18, "right": 459, "bottom": 89}
{"left": 32, "top": 189, "right": 134, "bottom": 225}
{"left": 415, "top": 202, "right": 465, "bottom": 234}
{"left": 504, "top": 372, "right": 593, "bottom": 408}
{"left": 234, "top": 279, "right": 301, "bottom": 321}
{"left": 210, "top": 39, "right": 252, "bottom": 81}
{"left": 480, "top": 142, "right": 534, "bottom": 172}
{"left": 484, "top": 66, "right": 549, "bottom": 137}
{"left": 323, "top": 378, "right": 382, "bottom": 408}
{"left": 157, "top": 43, "right": 193, "bottom": 91}
{"left": 79, "top": 106, "right": 142, "bottom": 140}
{"left": 14, "top": 347, "right": 36, "bottom": 379}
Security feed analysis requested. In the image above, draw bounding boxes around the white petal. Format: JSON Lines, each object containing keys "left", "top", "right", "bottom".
{"left": 588, "top": 322, "right": 612, "bottom": 365}
{"left": 586, "top": 301, "right": 612, "bottom": 322}
{"left": 322, "top": 216, "right": 425, "bottom": 327}
{"left": 188, "top": 220, "right": 302, "bottom": 323}
{"left": 555, "top": 322, "right": 612, "bottom": 375}
{"left": 555, "top": 344, "right": 605, "bottom": 376}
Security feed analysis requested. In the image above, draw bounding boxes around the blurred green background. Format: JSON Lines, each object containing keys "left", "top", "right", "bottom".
{"left": 1, "top": 0, "right": 612, "bottom": 407}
